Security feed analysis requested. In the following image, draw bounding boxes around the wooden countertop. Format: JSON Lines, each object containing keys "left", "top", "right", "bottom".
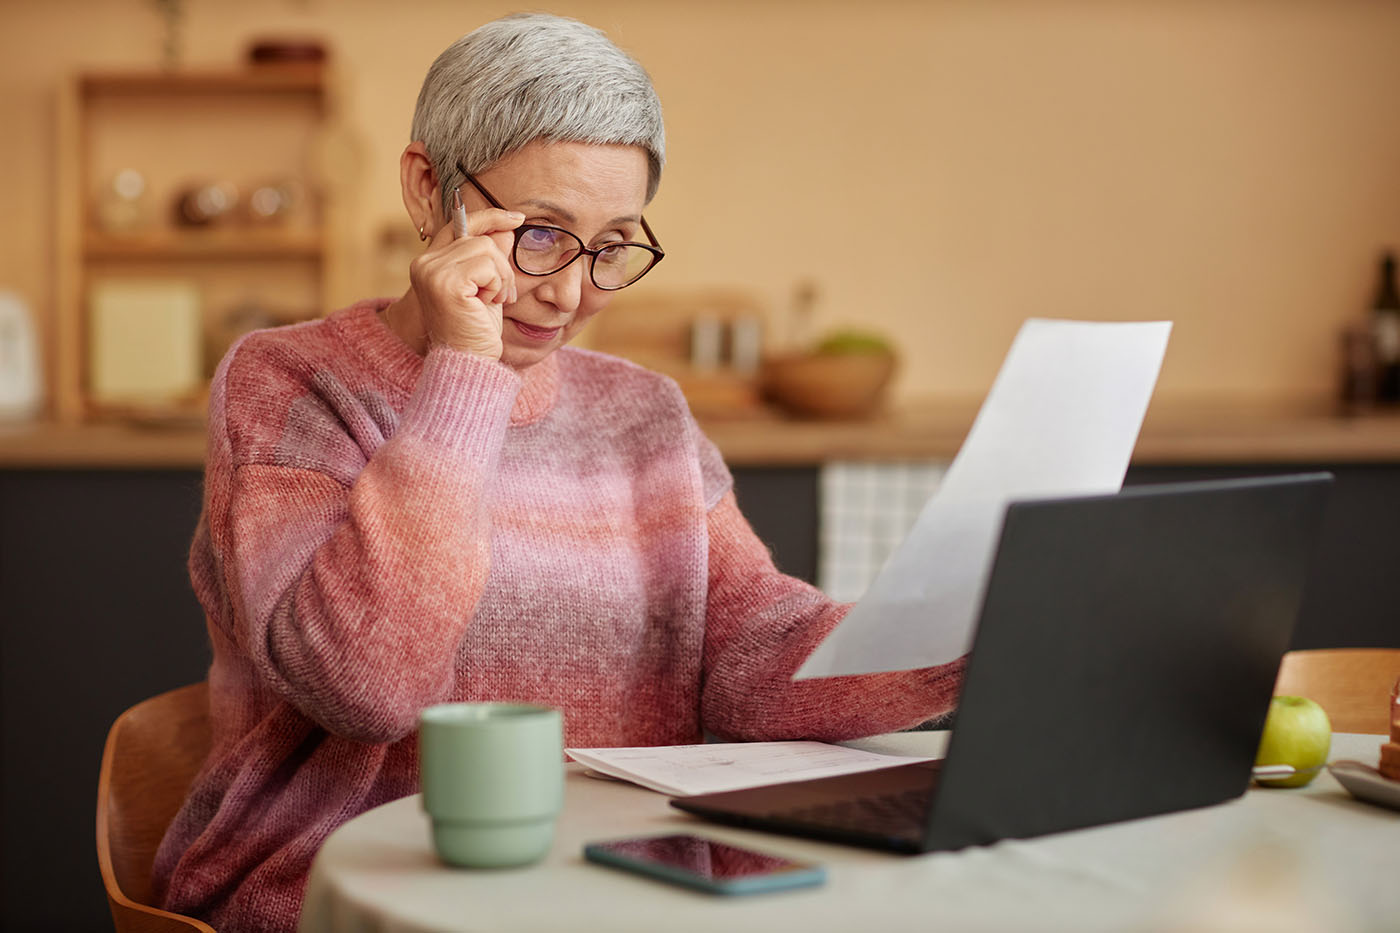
{"left": 3, "top": 402, "right": 1399, "bottom": 469}
{"left": 705, "top": 401, "right": 1400, "bottom": 465}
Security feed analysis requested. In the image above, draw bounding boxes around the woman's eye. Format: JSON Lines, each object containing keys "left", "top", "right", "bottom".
{"left": 519, "top": 227, "right": 561, "bottom": 251}
{"left": 595, "top": 244, "right": 627, "bottom": 265}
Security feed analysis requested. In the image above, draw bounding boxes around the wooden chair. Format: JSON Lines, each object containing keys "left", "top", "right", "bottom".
{"left": 1274, "top": 648, "right": 1400, "bottom": 735}
{"left": 97, "top": 681, "right": 217, "bottom": 932}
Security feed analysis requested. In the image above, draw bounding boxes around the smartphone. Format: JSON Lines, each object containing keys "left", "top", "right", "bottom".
{"left": 583, "top": 833, "right": 825, "bottom": 895}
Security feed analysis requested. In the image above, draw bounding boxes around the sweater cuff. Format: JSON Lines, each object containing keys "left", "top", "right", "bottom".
{"left": 397, "top": 346, "right": 522, "bottom": 457}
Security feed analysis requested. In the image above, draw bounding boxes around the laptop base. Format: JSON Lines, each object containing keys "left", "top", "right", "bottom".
{"left": 671, "top": 761, "right": 941, "bottom": 853}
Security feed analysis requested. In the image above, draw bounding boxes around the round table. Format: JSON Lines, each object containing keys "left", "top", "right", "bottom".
{"left": 299, "top": 732, "right": 1397, "bottom": 933}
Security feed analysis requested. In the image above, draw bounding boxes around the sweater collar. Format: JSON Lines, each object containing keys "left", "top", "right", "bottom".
{"left": 337, "top": 299, "right": 559, "bottom": 426}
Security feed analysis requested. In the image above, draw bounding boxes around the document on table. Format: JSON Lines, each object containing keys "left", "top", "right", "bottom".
{"left": 796, "top": 318, "right": 1172, "bottom": 680}
{"left": 565, "top": 742, "right": 937, "bottom": 797}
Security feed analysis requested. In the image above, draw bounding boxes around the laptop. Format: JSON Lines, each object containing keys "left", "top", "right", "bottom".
{"left": 672, "top": 473, "right": 1332, "bottom": 853}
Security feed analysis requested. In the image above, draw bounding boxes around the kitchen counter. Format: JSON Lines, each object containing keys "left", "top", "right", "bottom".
{"left": 706, "top": 401, "right": 1400, "bottom": 466}
{"left": 2, "top": 402, "right": 1399, "bottom": 469}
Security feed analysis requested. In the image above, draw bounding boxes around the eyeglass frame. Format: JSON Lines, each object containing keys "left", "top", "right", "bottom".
{"left": 453, "top": 161, "right": 665, "bottom": 291}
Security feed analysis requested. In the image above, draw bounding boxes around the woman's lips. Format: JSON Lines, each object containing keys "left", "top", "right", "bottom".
{"left": 509, "top": 319, "right": 562, "bottom": 342}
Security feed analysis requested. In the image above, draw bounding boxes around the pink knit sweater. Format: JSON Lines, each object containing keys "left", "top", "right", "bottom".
{"left": 152, "top": 299, "right": 964, "bottom": 932}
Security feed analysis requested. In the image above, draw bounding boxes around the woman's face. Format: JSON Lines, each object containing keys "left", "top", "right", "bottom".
{"left": 463, "top": 140, "right": 651, "bottom": 370}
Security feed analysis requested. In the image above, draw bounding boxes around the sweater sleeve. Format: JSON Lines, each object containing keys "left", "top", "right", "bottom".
{"left": 200, "top": 343, "right": 521, "bottom": 743}
{"left": 699, "top": 491, "right": 966, "bottom": 741}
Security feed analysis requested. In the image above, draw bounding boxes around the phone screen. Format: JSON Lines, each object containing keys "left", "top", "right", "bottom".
{"left": 584, "top": 834, "right": 825, "bottom": 894}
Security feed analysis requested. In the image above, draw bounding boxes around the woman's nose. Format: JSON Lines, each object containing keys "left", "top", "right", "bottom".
{"left": 534, "top": 257, "right": 588, "bottom": 313}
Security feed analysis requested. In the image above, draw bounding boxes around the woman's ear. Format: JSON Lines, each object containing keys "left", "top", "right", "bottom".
{"left": 400, "top": 142, "right": 444, "bottom": 238}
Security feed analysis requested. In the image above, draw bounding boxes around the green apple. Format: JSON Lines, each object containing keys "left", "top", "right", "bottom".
{"left": 815, "top": 330, "right": 892, "bottom": 356}
{"left": 1253, "top": 695, "right": 1332, "bottom": 788}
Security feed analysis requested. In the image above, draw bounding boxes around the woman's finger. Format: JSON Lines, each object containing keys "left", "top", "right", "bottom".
{"left": 418, "top": 228, "right": 517, "bottom": 305}
{"left": 449, "top": 253, "right": 510, "bottom": 306}
{"left": 441, "top": 238, "right": 516, "bottom": 305}
{"left": 462, "top": 207, "right": 525, "bottom": 239}
{"left": 413, "top": 251, "right": 506, "bottom": 309}
{"left": 420, "top": 207, "right": 521, "bottom": 255}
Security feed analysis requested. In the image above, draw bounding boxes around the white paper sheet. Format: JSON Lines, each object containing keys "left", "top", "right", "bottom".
{"left": 565, "top": 741, "right": 937, "bottom": 797}
{"left": 795, "top": 319, "right": 1172, "bottom": 679}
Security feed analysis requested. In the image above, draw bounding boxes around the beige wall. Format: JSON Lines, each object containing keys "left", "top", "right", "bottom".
{"left": 3, "top": 0, "right": 1398, "bottom": 408}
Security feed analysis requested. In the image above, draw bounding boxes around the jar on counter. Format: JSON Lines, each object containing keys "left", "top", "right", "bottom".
{"left": 173, "top": 181, "right": 239, "bottom": 227}
{"left": 1338, "top": 325, "right": 1379, "bottom": 415}
{"left": 95, "top": 169, "right": 152, "bottom": 233}
{"left": 244, "top": 178, "right": 305, "bottom": 225}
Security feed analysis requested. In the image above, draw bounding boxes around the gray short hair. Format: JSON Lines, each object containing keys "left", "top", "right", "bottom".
{"left": 411, "top": 13, "right": 665, "bottom": 215}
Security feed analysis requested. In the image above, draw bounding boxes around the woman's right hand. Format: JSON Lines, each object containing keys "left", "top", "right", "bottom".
{"left": 408, "top": 208, "right": 525, "bottom": 360}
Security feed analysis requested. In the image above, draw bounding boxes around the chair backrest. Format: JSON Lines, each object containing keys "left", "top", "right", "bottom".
{"left": 1274, "top": 648, "right": 1400, "bottom": 735}
{"left": 97, "top": 681, "right": 218, "bottom": 933}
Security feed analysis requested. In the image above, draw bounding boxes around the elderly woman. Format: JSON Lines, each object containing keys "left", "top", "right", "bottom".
{"left": 153, "top": 12, "right": 964, "bottom": 931}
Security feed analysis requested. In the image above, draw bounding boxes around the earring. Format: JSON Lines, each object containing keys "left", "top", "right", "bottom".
{"left": 418, "top": 222, "right": 428, "bottom": 242}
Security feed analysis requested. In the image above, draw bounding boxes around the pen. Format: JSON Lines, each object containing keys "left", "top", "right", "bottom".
{"left": 452, "top": 183, "right": 515, "bottom": 304}
{"left": 451, "top": 186, "right": 469, "bottom": 239}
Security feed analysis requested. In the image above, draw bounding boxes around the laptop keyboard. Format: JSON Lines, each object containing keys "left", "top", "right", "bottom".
{"left": 773, "top": 786, "right": 932, "bottom": 836}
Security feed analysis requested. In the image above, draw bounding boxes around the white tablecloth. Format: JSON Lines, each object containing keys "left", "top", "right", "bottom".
{"left": 300, "top": 732, "right": 1397, "bottom": 933}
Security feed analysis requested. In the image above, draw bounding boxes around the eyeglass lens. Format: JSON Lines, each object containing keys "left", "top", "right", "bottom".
{"left": 515, "top": 226, "right": 656, "bottom": 289}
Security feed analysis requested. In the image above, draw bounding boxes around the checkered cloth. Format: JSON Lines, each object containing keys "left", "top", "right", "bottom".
{"left": 817, "top": 461, "right": 948, "bottom": 602}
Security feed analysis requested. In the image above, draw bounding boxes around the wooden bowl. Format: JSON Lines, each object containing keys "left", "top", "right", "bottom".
{"left": 760, "top": 351, "right": 896, "bottom": 419}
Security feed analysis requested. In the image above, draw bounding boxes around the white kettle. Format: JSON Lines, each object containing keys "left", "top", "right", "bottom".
{"left": 0, "top": 291, "right": 42, "bottom": 420}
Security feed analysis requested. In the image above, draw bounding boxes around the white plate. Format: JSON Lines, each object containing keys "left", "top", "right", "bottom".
{"left": 1328, "top": 760, "right": 1400, "bottom": 812}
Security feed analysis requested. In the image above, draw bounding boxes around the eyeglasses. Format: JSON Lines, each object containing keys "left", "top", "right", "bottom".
{"left": 455, "top": 162, "right": 664, "bottom": 291}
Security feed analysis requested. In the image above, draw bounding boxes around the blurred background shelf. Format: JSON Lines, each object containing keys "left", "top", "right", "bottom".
{"left": 83, "top": 228, "right": 326, "bottom": 260}
{"left": 54, "top": 65, "right": 339, "bottom": 422}
{"left": 78, "top": 65, "right": 327, "bottom": 97}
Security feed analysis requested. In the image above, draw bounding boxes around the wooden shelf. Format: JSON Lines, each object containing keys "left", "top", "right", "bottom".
{"left": 84, "top": 228, "right": 325, "bottom": 260}
{"left": 79, "top": 65, "right": 325, "bottom": 99}
{"left": 54, "top": 65, "right": 339, "bottom": 422}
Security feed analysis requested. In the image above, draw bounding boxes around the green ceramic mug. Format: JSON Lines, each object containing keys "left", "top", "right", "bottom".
{"left": 419, "top": 702, "right": 564, "bottom": 868}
